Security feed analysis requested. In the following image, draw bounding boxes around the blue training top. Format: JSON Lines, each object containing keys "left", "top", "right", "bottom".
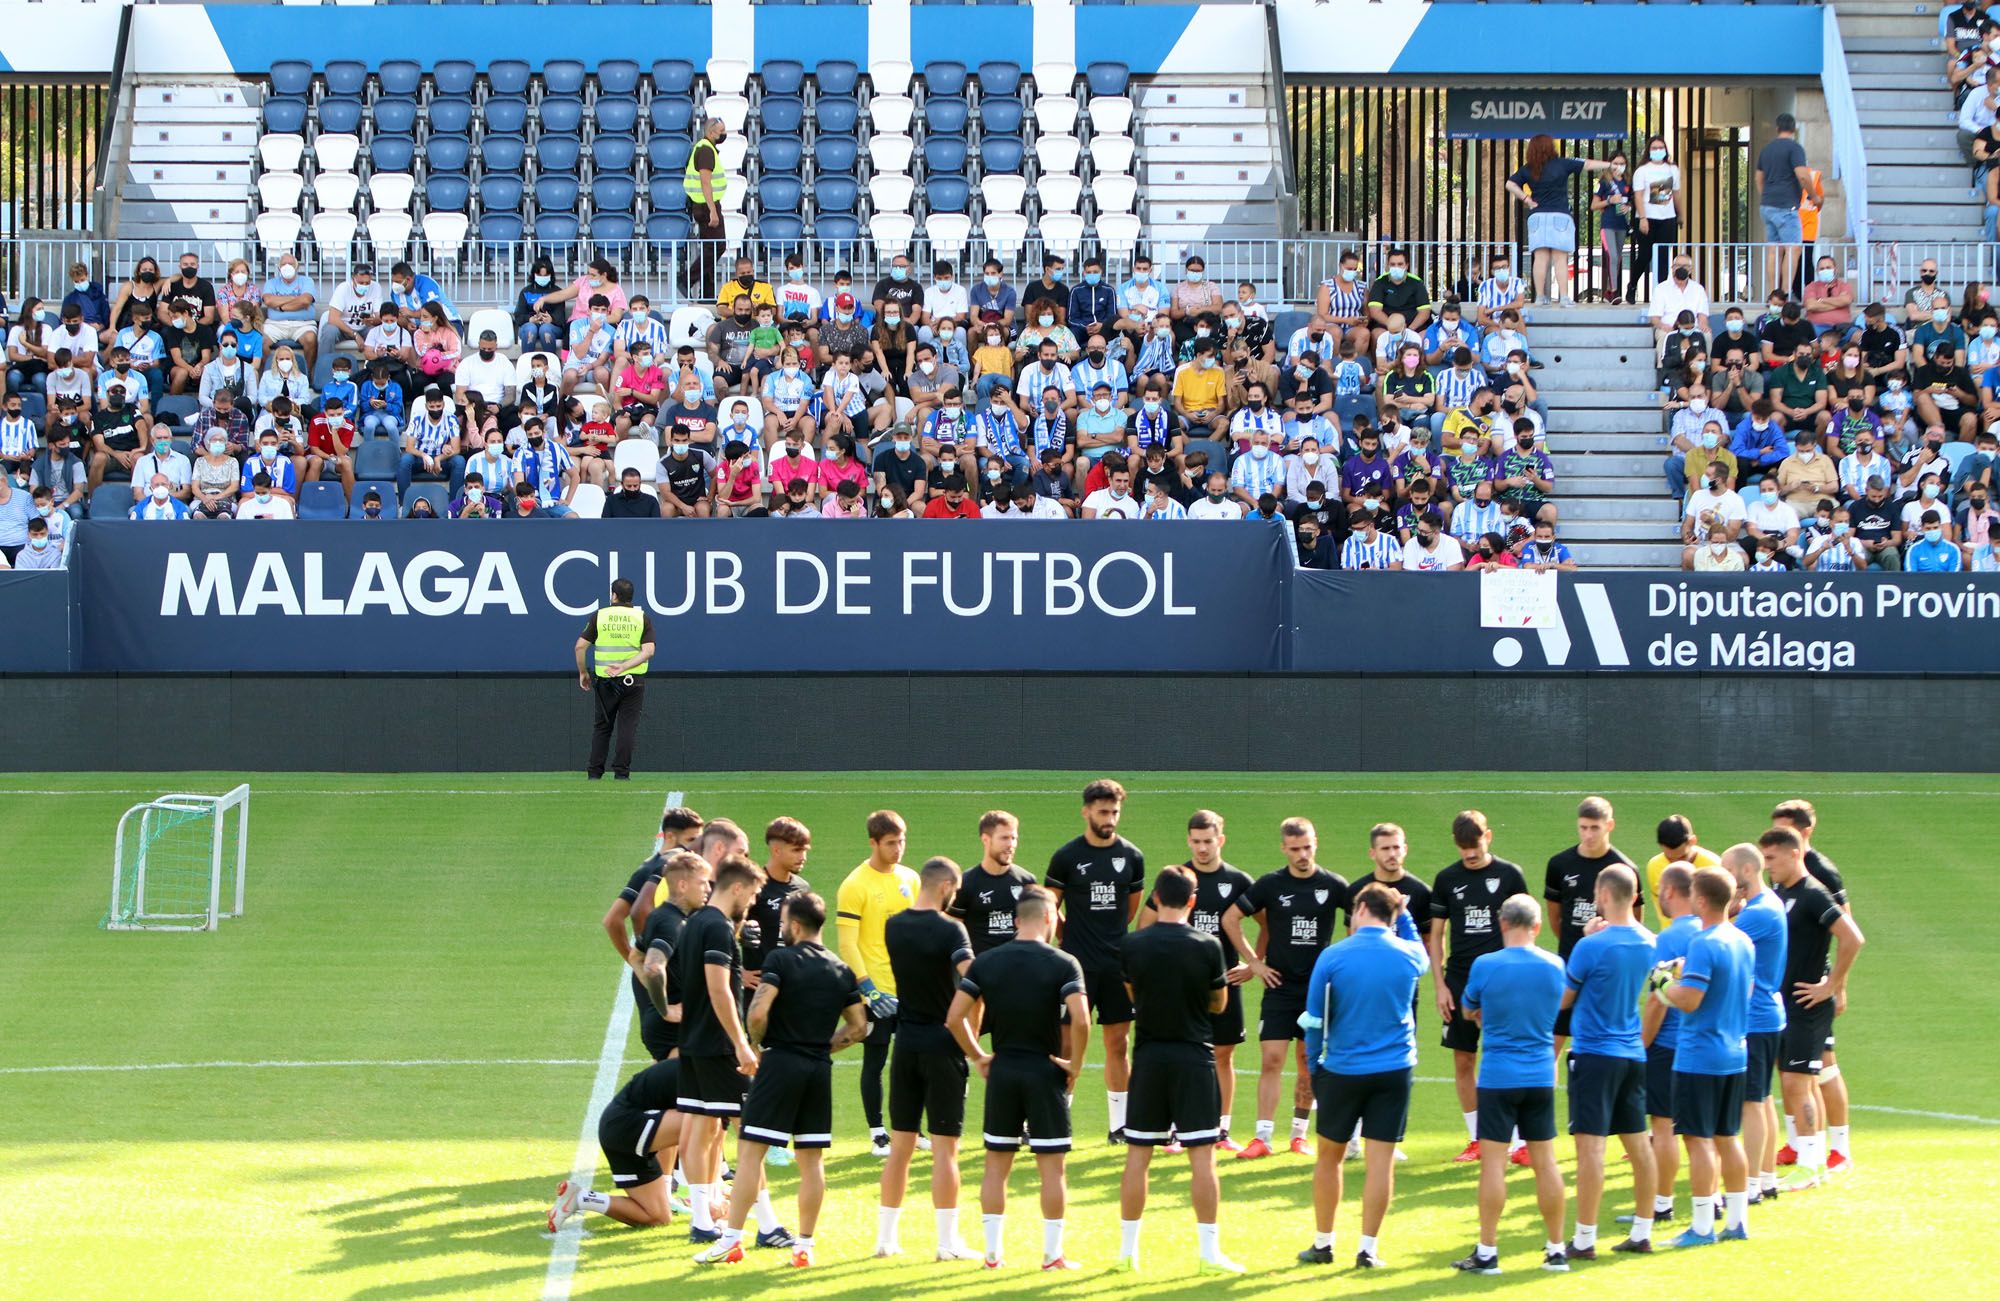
{"left": 1301, "top": 908, "right": 1430, "bottom": 1075}
{"left": 1463, "top": 944, "right": 1566, "bottom": 1089}
{"left": 1564, "top": 921, "right": 1654, "bottom": 1061}
{"left": 1674, "top": 919, "right": 1755, "bottom": 1076}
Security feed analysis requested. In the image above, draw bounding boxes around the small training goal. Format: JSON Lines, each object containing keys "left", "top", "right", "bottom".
{"left": 104, "top": 784, "right": 250, "bottom": 932}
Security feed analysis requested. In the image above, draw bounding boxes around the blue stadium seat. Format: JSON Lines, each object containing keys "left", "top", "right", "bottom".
{"left": 320, "top": 99, "right": 364, "bottom": 135}
{"left": 593, "top": 175, "right": 637, "bottom": 212}
{"left": 377, "top": 60, "right": 422, "bottom": 100}
{"left": 762, "top": 59, "right": 806, "bottom": 98}
{"left": 816, "top": 97, "right": 859, "bottom": 135}
{"left": 599, "top": 59, "right": 641, "bottom": 96}
{"left": 535, "top": 176, "right": 580, "bottom": 212}
{"left": 590, "top": 214, "right": 636, "bottom": 249}
{"left": 652, "top": 59, "right": 696, "bottom": 98}
{"left": 269, "top": 60, "right": 312, "bottom": 99}
{"left": 814, "top": 214, "right": 861, "bottom": 245}
{"left": 926, "top": 177, "right": 970, "bottom": 213}
{"left": 645, "top": 213, "right": 694, "bottom": 246}
{"left": 430, "top": 99, "right": 473, "bottom": 135}
{"left": 1085, "top": 61, "right": 1130, "bottom": 97}
{"left": 980, "top": 136, "right": 1025, "bottom": 174}
{"left": 480, "top": 176, "right": 525, "bottom": 213}
{"left": 484, "top": 98, "right": 528, "bottom": 137}
{"left": 324, "top": 61, "right": 368, "bottom": 99}
{"left": 759, "top": 135, "right": 804, "bottom": 176}
{"left": 648, "top": 177, "right": 690, "bottom": 212}
{"left": 427, "top": 136, "right": 470, "bottom": 175}
{"left": 540, "top": 99, "right": 584, "bottom": 136}
{"left": 543, "top": 60, "right": 587, "bottom": 98}
{"left": 478, "top": 212, "right": 525, "bottom": 246}
{"left": 375, "top": 99, "right": 419, "bottom": 136}
{"left": 651, "top": 98, "right": 695, "bottom": 134}
{"left": 372, "top": 135, "right": 417, "bottom": 174}
{"left": 761, "top": 97, "right": 805, "bottom": 137}
{"left": 87, "top": 484, "right": 132, "bottom": 521}
{"left": 978, "top": 61, "right": 1023, "bottom": 97}
{"left": 538, "top": 135, "right": 582, "bottom": 175}
{"left": 1182, "top": 438, "right": 1230, "bottom": 476}
{"left": 488, "top": 59, "right": 531, "bottom": 98}
{"left": 298, "top": 481, "right": 347, "bottom": 520}
{"left": 923, "top": 136, "right": 967, "bottom": 176}
{"left": 924, "top": 97, "right": 969, "bottom": 138}
{"left": 596, "top": 97, "right": 640, "bottom": 136}
{"left": 427, "top": 176, "right": 471, "bottom": 212}
{"left": 647, "top": 135, "right": 692, "bottom": 173}
{"left": 263, "top": 99, "right": 307, "bottom": 135}
{"left": 817, "top": 60, "right": 859, "bottom": 98}
{"left": 979, "top": 97, "right": 1024, "bottom": 136}
{"left": 814, "top": 135, "right": 858, "bottom": 176}
{"left": 758, "top": 214, "right": 806, "bottom": 247}
{"left": 592, "top": 135, "right": 637, "bottom": 174}
{"left": 433, "top": 61, "right": 477, "bottom": 98}
{"left": 353, "top": 441, "right": 398, "bottom": 483}
{"left": 924, "top": 61, "right": 969, "bottom": 99}
{"left": 815, "top": 176, "right": 858, "bottom": 214}
{"left": 402, "top": 482, "right": 449, "bottom": 514}
{"left": 481, "top": 134, "right": 525, "bottom": 173}
{"left": 759, "top": 177, "right": 803, "bottom": 214}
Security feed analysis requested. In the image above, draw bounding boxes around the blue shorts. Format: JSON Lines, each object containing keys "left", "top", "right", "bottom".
{"left": 1645, "top": 1043, "right": 1677, "bottom": 1118}
{"left": 1744, "top": 1030, "right": 1782, "bottom": 1102}
{"left": 1568, "top": 1052, "right": 1647, "bottom": 1137}
{"left": 1527, "top": 211, "right": 1577, "bottom": 254}
{"left": 1477, "top": 1085, "right": 1557, "bottom": 1144}
{"left": 1761, "top": 205, "right": 1804, "bottom": 244}
{"left": 1672, "top": 1069, "right": 1744, "bottom": 1140}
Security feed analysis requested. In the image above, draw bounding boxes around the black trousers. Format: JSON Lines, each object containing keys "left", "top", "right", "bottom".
{"left": 690, "top": 202, "right": 725, "bottom": 302}
{"left": 587, "top": 674, "right": 645, "bottom": 778}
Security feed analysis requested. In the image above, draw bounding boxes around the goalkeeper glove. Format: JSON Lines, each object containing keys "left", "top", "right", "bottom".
{"left": 858, "top": 978, "right": 898, "bottom": 1020}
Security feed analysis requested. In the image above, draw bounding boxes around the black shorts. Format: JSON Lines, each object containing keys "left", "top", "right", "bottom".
{"left": 981, "top": 1052, "right": 1072, "bottom": 1153}
{"left": 1441, "top": 971, "right": 1480, "bottom": 1053}
{"left": 1567, "top": 1053, "right": 1647, "bottom": 1137}
{"left": 1258, "top": 990, "right": 1308, "bottom": 1043}
{"left": 1083, "top": 965, "right": 1134, "bottom": 1026}
{"left": 1211, "top": 984, "right": 1246, "bottom": 1047}
{"left": 1672, "top": 1069, "right": 1745, "bottom": 1139}
{"left": 1477, "top": 1085, "right": 1557, "bottom": 1144}
{"left": 677, "top": 1052, "right": 748, "bottom": 1117}
{"left": 1644, "top": 1043, "right": 1677, "bottom": 1119}
{"left": 1744, "top": 1030, "right": 1782, "bottom": 1102}
{"left": 889, "top": 1037, "right": 969, "bottom": 1136}
{"left": 1125, "top": 1041, "right": 1222, "bottom": 1146}
{"left": 637, "top": 1007, "right": 678, "bottom": 1064}
{"left": 1312, "top": 1066, "right": 1413, "bottom": 1145}
{"left": 1780, "top": 1004, "right": 1835, "bottom": 1074}
{"left": 599, "top": 1065, "right": 675, "bottom": 1187}
{"left": 739, "top": 1047, "right": 834, "bottom": 1150}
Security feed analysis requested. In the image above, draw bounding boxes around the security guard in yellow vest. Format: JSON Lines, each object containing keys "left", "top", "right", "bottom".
{"left": 574, "top": 577, "right": 656, "bottom": 780}
{"left": 686, "top": 116, "right": 729, "bottom": 300}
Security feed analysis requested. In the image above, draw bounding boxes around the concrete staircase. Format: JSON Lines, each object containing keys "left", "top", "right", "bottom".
{"left": 1839, "top": 0, "right": 1986, "bottom": 242}
{"left": 1134, "top": 77, "right": 1287, "bottom": 265}
{"left": 112, "top": 81, "right": 260, "bottom": 242}
{"left": 1524, "top": 304, "right": 1680, "bottom": 569}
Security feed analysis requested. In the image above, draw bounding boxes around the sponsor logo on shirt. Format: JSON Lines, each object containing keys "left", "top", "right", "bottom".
{"left": 1218, "top": 883, "right": 1233, "bottom": 898}
{"left": 1314, "top": 889, "right": 1329, "bottom": 905}
{"left": 1009, "top": 885, "right": 1023, "bottom": 899}
{"left": 1089, "top": 880, "right": 1119, "bottom": 911}
{"left": 1464, "top": 904, "right": 1495, "bottom": 934}
{"left": 1485, "top": 878, "right": 1500, "bottom": 894}
{"left": 1290, "top": 916, "right": 1320, "bottom": 944}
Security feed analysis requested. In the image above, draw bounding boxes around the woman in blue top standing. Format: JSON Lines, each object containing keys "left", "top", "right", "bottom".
{"left": 1592, "top": 151, "right": 1634, "bottom": 307}
{"left": 1506, "top": 134, "right": 1615, "bottom": 308}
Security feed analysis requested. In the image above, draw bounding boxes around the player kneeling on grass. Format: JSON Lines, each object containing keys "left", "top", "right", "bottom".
{"left": 549, "top": 1058, "right": 686, "bottom": 1232}
{"left": 696, "top": 890, "right": 869, "bottom": 1268}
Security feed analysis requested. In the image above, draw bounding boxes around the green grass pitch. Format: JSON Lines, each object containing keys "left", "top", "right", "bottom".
{"left": 4, "top": 770, "right": 1996, "bottom": 1299}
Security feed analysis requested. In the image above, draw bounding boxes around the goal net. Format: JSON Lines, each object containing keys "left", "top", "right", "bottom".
{"left": 104, "top": 785, "right": 250, "bottom": 932}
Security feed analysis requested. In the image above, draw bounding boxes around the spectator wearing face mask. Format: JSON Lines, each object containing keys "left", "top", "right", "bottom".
{"left": 1424, "top": 300, "right": 1482, "bottom": 368}
{"left": 599, "top": 466, "right": 659, "bottom": 519}
{"left": 1473, "top": 255, "right": 1524, "bottom": 332}
{"left": 1906, "top": 509, "right": 1965, "bottom": 570}
{"left": 513, "top": 257, "right": 564, "bottom": 353}
{"left": 1727, "top": 398, "right": 1793, "bottom": 487}
{"left": 1740, "top": 478, "right": 1803, "bottom": 565}
{"left": 1803, "top": 256, "right": 1856, "bottom": 333}
{"left": 1764, "top": 342, "right": 1827, "bottom": 445}
{"left": 1171, "top": 340, "right": 1229, "bottom": 440}
{"left": 1648, "top": 256, "right": 1711, "bottom": 348}
{"left": 128, "top": 472, "right": 190, "bottom": 521}
{"left": 1775, "top": 430, "right": 1838, "bottom": 514}
{"left": 189, "top": 389, "right": 250, "bottom": 463}
{"left": 1910, "top": 301, "right": 1969, "bottom": 370}
{"left": 1170, "top": 256, "right": 1223, "bottom": 338}
{"left": 1803, "top": 505, "right": 1867, "bottom": 571}
{"left": 1679, "top": 461, "right": 1746, "bottom": 567}
{"left": 564, "top": 295, "right": 618, "bottom": 398}
{"left": 1914, "top": 342, "right": 1983, "bottom": 440}
{"left": 190, "top": 439, "right": 241, "bottom": 520}
{"left": 232, "top": 470, "right": 293, "bottom": 519}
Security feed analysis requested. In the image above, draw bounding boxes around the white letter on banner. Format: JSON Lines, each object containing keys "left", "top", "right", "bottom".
{"left": 402, "top": 551, "right": 468, "bottom": 616}
{"left": 544, "top": 550, "right": 601, "bottom": 616}
{"left": 941, "top": 551, "right": 993, "bottom": 616}
{"left": 347, "top": 552, "right": 410, "bottom": 615}
{"left": 1161, "top": 552, "right": 1196, "bottom": 616}
{"left": 995, "top": 553, "right": 1036, "bottom": 616}
{"left": 1045, "top": 553, "right": 1084, "bottom": 615}
{"left": 1087, "top": 552, "right": 1154, "bottom": 618}
{"left": 776, "top": 551, "right": 829, "bottom": 614}
{"left": 301, "top": 553, "right": 343, "bottom": 616}
{"left": 836, "top": 552, "right": 872, "bottom": 614}
{"left": 645, "top": 551, "right": 695, "bottom": 616}
{"left": 904, "top": 551, "right": 939, "bottom": 615}
{"left": 465, "top": 554, "right": 526, "bottom": 615}
{"left": 238, "top": 552, "right": 302, "bottom": 617}
{"left": 706, "top": 551, "right": 744, "bottom": 614}
{"left": 162, "top": 551, "right": 236, "bottom": 616}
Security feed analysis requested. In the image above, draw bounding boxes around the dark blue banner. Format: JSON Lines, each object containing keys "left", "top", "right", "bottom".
{"left": 1444, "top": 88, "right": 1627, "bottom": 140}
{"left": 0, "top": 570, "right": 76, "bottom": 672}
{"left": 70, "top": 521, "right": 1293, "bottom": 674}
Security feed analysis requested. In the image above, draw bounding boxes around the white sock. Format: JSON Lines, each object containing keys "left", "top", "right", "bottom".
{"left": 1119, "top": 1218, "right": 1142, "bottom": 1261}
{"left": 1477, "top": 1240, "right": 1497, "bottom": 1260}
{"left": 1573, "top": 1222, "right": 1596, "bottom": 1249}
{"left": 1653, "top": 1194, "right": 1674, "bottom": 1215}
{"left": 1219, "top": 1113, "right": 1232, "bottom": 1138}
{"left": 1255, "top": 1119, "right": 1275, "bottom": 1142}
{"left": 871, "top": 1126, "right": 888, "bottom": 1142}
{"left": 1691, "top": 1196, "right": 1715, "bottom": 1236}
{"left": 1799, "top": 1133, "right": 1826, "bottom": 1170}
{"left": 1108, "top": 1092, "right": 1128, "bottom": 1134}
{"left": 1629, "top": 1215, "right": 1652, "bottom": 1244}
{"left": 1546, "top": 1239, "right": 1566, "bottom": 1259}
{"left": 982, "top": 1213, "right": 1005, "bottom": 1259}
{"left": 1196, "top": 1221, "right": 1221, "bottom": 1263}
{"left": 796, "top": 1234, "right": 813, "bottom": 1249}
{"left": 1829, "top": 1124, "right": 1851, "bottom": 1158}
{"left": 752, "top": 1190, "right": 781, "bottom": 1235}
{"left": 1350, "top": 1119, "right": 1364, "bottom": 1142}
{"left": 1463, "top": 1111, "right": 1479, "bottom": 1141}
{"left": 1358, "top": 1233, "right": 1379, "bottom": 1258}
{"left": 1784, "top": 1113, "right": 1799, "bottom": 1145}
{"left": 1291, "top": 1115, "right": 1310, "bottom": 1142}
{"left": 1509, "top": 1127, "right": 1524, "bottom": 1152}
{"left": 1313, "top": 1230, "right": 1335, "bottom": 1251}
{"left": 877, "top": 1205, "right": 901, "bottom": 1250}
{"left": 1758, "top": 1171, "right": 1777, "bottom": 1193}
{"left": 935, "top": 1207, "right": 959, "bottom": 1246}
{"left": 691, "top": 1184, "right": 716, "bottom": 1231}
{"left": 718, "top": 1224, "right": 744, "bottom": 1247}
{"left": 1724, "top": 1190, "right": 1748, "bottom": 1232}
{"left": 579, "top": 1189, "right": 610, "bottom": 1213}
{"left": 1042, "top": 1218, "right": 1064, "bottom": 1262}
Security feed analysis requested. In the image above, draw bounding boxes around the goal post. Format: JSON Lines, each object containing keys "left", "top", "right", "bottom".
{"left": 105, "top": 784, "right": 250, "bottom": 932}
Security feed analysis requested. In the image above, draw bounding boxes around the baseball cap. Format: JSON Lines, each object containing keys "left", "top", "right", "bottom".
{"left": 834, "top": 291, "right": 856, "bottom": 310}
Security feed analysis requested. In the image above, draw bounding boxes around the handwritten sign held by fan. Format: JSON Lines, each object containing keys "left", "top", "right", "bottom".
{"left": 1480, "top": 569, "right": 1559, "bottom": 629}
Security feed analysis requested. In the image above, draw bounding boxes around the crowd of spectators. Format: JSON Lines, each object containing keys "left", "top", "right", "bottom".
{"left": 0, "top": 243, "right": 1585, "bottom": 573}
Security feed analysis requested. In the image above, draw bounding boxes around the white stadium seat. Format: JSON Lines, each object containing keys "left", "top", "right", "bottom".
{"left": 1087, "top": 96, "right": 1134, "bottom": 137}
{"left": 983, "top": 212, "right": 1028, "bottom": 257}
{"left": 703, "top": 93, "right": 749, "bottom": 135}
{"left": 257, "top": 171, "right": 304, "bottom": 212}
{"left": 1034, "top": 134, "right": 1080, "bottom": 175}
{"left": 1092, "top": 173, "right": 1138, "bottom": 215}
{"left": 368, "top": 172, "right": 415, "bottom": 212}
{"left": 1089, "top": 134, "right": 1135, "bottom": 175}
{"left": 669, "top": 305, "right": 716, "bottom": 350}
{"left": 255, "top": 211, "right": 302, "bottom": 256}
{"left": 465, "top": 307, "right": 514, "bottom": 352}
{"left": 868, "top": 95, "right": 914, "bottom": 137}
{"left": 706, "top": 58, "right": 752, "bottom": 97}
{"left": 717, "top": 133, "right": 749, "bottom": 174}
{"left": 566, "top": 483, "right": 606, "bottom": 519}
{"left": 613, "top": 438, "right": 659, "bottom": 483}
{"left": 1040, "top": 213, "right": 1084, "bottom": 256}
{"left": 258, "top": 133, "right": 305, "bottom": 172}
{"left": 313, "top": 133, "right": 360, "bottom": 173}
{"left": 980, "top": 173, "right": 1027, "bottom": 216}
{"left": 310, "top": 211, "right": 358, "bottom": 254}
{"left": 1095, "top": 213, "right": 1142, "bottom": 260}
{"left": 1036, "top": 173, "right": 1082, "bottom": 216}
{"left": 1033, "top": 62, "right": 1075, "bottom": 97}
{"left": 867, "top": 133, "right": 914, "bottom": 175}
{"left": 723, "top": 210, "right": 748, "bottom": 251}
{"left": 1033, "top": 96, "right": 1079, "bottom": 136}
{"left": 868, "top": 173, "right": 915, "bottom": 215}
{"left": 365, "top": 211, "right": 413, "bottom": 253}
{"left": 420, "top": 212, "right": 470, "bottom": 259}
{"left": 925, "top": 213, "right": 971, "bottom": 257}
{"left": 868, "top": 213, "right": 915, "bottom": 257}
{"left": 313, "top": 170, "right": 360, "bottom": 212}
{"left": 719, "top": 174, "right": 749, "bottom": 212}
{"left": 869, "top": 59, "right": 913, "bottom": 98}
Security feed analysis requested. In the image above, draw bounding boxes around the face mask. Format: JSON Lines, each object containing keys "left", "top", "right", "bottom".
{"left": 1723, "top": 319, "right": 1744, "bottom": 336}
{"left": 72, "top": 279, "right": 88, "bottom": 292}
{"left": 1924, "top": 482, "right": 1941, "bottom": 499}
{"left": 836, "top": 311, "right": 854, "bottom": 324}
{"left": 1337, "top": 267, "right": 1359, "bottom": 284}
{"left": 138, "top": 271, "right": 158, "bottom": 285}
{"left": 1690, "top": 398, "right": 1708, "bottom": 414}
{"left": 1934, "top": 308, "right": 1951, "bottom": 325}
{"left": 1143, "top": 398, "right": 1162, "bottom": 413}
{"left": 1702, "top": 432, "right": 1719, "bottom": 450}
{"left": 1517, "top": 438, "right": 1535, "bottom": 451}
{"left": 883, "top": 314, "right": 902, "bottom": 328}
{"left": 879, "top": 495, "right": 896, "bottom": 509}
{"left": 1092, "top": 398, "right": 1111, "bottom": 414}
{"left": 151, "top": 485, "right": 169, "bottom": 501}
{"left": 56, "top": 367, "right": 73, "bottom": 379}
{"left": 918, "top": 360, "right": 935, "bottom": 376}
{"left": 1493, "top": 269, "right": 1512, "bottom": 285}
{"left": 1301, "top": 450, "right": 1319, "bottom": 467}
{"left": 1206, "top": 488, "right": 1225, "bottom": 502}
{"left": 260, "top": 445, "right": 278, "bottom": 460}
{"left": 1082, "top": 272, "right": 1101, "bottom": 287}
{"left": 1154, "top": 326, "right": 1172, "bottom": 339}
{"left": 1761, "top": 488, "right": 1779, "bottom": 505}
{"left": 1674, "top": 268, "right": 1691, "bottom": 283}
{"left": 890, "top": 437, "right": 912, "bottom": 455}
{"left": 939, "top": 405, "right": 964, "bottom": 422}
{"left": 983, "top": 274, "right": 1001, "bottom": 288}
{"left": 1925, "top": 527, "right": 1945, "bottom": 544}
{"left": 1649, "top": 148, "right": 1667, "bottom": 163}
{"left": 1800, "top": 448, "right": 1817, "bottom": 462}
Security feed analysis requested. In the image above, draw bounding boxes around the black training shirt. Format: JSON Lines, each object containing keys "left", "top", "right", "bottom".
{"left": 959, "top": 941, "right": 1086, "bottom": 1058}
{"left": 950, "top": 863, "right": 1040, "bottom": 954}
{"left": 887, "top": 909, "right": 975, "bottom": 1052}
{"left": 1804, "top": 848, "right": 1850, "bottom": 908}
{"left": 612, "top": 1058, "right": 680, "bottom": 1112}
{"left": 1045, "top": 834, "right": 1146, "bottom": 971}
{"left": 758, "top": 939, "right": 861, "bottom": 1060}
{"left": 1543, "top": 845, "right": 1641, "bottom": 957}
{"left": 1234, "top": 867, "right": 1350, "bottom": 987}
{"left": 1148, "top": 860, "right": 1256, "bottom": 943}
{"left": 1431, "top": 857, "right": 1530, "bottom": 975}
{"left": 743, "top": 872, "right": 807, "bottom": 973}
{"left": 1353, "top": 870, "right": 1434, "bottom": 940}
{"left": 1120, "top": 921, "right": 1227, "bottom": 1049}
{"left": 1775, "top": 875, "right": 1844, "bottom": 1000}
{"left": 676, "top": 904, "right": 743, "bottom": 1057}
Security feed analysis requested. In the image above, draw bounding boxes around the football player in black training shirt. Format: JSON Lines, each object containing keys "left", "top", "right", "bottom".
{"left": 878, "top": 857, "right": 982, "bottom": 1261}
{"left": 744, "top": 817, "right": 812, "bottom": 985}
{"left": 1222, "top": 816, "right": 1349, "bottom": 1159}
{"left": 676, "top": 853, "right": 766, "bottom": 1243}
{"left": 1771, "top": 799, "right": 1858, "bottom": 1169}
{"left": 548, "top": 1057, "right": 684, "bottom": 1233}
{"left": 1043, "top": 778, "right": 1145, "bottom": 1143}
{"left": 946, "top": 886, "right": 1090, "bottom": 1271}
{"left": 1427, "top": 810, "right": 1530, "bottom": 1162}
{"left": 626, "top": 850, "right": 715, "bottom": 1204}
{"left": 1543, "top": 796, "right": 1640, "bottom": 1057}
{"left": 1760, "top": 824, "right": 1867, "bottom": 1188}
{"left": 697, "top": 891, "right": 867, "bottom": 1268}
{"left": 1116, "top": 865, "right": 1243, "bottom": 1275}
{"left": 610, "top": 805, "right": 705, "bottom": 1062}
{"left": 1137, "top": 809, "right": 1255, "bottom": 1150}
{"left": 951, "top": 810, "right": 1038, "bottom": 955}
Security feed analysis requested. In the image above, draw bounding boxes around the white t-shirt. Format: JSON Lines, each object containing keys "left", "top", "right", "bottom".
{"left": 453, "top": 354, "right": 514, "bottom": 402}
{"left": 1631, "top": 161, "right": 1681, "bottom": 220}
{"left": 1683, "top": 487, "right": 1746, "bottom": 526}
{"left": 1743, "top": 499, "right": 1802, "bottom": 537}
{"left": 1902, "top": 496, "right": 1950, "bottom": 533}
{"left": 1082, "top": 488, "right": 1142, "bottom": 519}
{"left": 131, "top": 448, "right": 191, "bottom": 492}
{"left": 1401, "top": 534, "right": 1466, "bottom": 571}
{"left": 1189, "top": 496, "right": 1244, "bottom": 520}
{"left": 926, "top": 282, "right": 969, "bottom": 321}
{"left": 330, "top": 281, "right": 386, "bottom": 331}
{"left": 238, "top": 495, "right": 297, "bottom": 520}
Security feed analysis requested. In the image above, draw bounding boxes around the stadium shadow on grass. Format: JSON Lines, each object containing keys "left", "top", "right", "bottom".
{"left": 304, "top": 1176, "right": 583, "bottom": 1298}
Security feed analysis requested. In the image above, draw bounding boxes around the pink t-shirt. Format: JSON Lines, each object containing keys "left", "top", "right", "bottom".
{"left": 715, "top": 458, "right": 761, "bottom": 505}
{"left": 766, "top": 453, "right": 816, "bottom": 490}
{"left": 617, "top": 365, "right": 665, "bottom": 402}
{"left": 569, "top": 275, "right": 628, "bottom": 323}
{"left": 816, "top": 455, "right": 868, "bottom": 494}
